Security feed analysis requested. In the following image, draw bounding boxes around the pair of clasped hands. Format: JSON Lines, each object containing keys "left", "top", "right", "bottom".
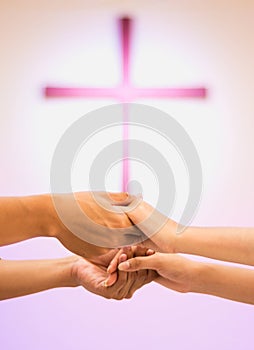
{"left": 1, "top": 191, "right": 254, "bottom": 304}
{"left": 0, "top": 191, "right": 188, "bottom": 300}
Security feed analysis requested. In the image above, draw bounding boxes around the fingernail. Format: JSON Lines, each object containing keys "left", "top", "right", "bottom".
{"left": 118, "top": 261, "right": 130, "bottom": 271}
{"left": 102, "top": 280, "right": 108, "bottom": 287}
{"left": 119, "top": 254, "right": 127, "bottom": 263}
{"left": 146, "top": 249, "right": 155, "bottom": 256}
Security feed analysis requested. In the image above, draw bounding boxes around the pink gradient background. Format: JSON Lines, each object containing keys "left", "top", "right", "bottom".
{"left": 1, "top": 1, "right": 254, "bottom": 349}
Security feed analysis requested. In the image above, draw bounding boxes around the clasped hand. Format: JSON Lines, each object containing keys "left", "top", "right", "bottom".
{"left": 71, "top": 247, "right": 156, "bottom": 300}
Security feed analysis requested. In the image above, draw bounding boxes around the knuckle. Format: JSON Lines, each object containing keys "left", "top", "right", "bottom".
{"left": 139, "top": 271, "right": 147, "bottom": 284}
{"left": 125, "top": 293, "right": 133, "bottom": 300}
{"left": 114, "top": 215, "right": 130, "bottom": 229}
{"left": 122, "top": 215, "right": 131, "bottom": 227}
{"left": 116, "top": 275, "right": 127, "bottom": 287}
{"left": 132, "top": 258, "right": 140, "bottom": 269}
{"left": 104, "top": 294, "right": 111, "bottom": 300}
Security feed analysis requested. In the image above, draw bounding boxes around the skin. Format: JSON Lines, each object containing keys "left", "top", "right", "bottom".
{"left": 0, "top": 192, "right": 155, "bottom": 300}
{"left": 0, "top": 248, "right": 156, "bottom": 301}
{"left": 118, "top": 253, "right": 254, "bottom": 305}
{"left": 114, "top": 200, "right": 254, "bottom": 304}
{"left": 0, "top": 192, "right": 141, "bottom": 258}
{"left": 5, "top": 192, "right": 254, "bottom": 304}
{"left": 75, "top": 248, "right": 156, "bottom": 300}
{"left": 124, "top": 200, "right": 254, "bottom": 266}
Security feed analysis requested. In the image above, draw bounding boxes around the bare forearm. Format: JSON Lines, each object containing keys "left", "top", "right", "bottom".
{"left": 0, "top": 257, "right": 78, "bottom": 300}
{"left": 175, "top": 226, "right": 254, "bottom": 266}
{"left": 0, "top": 195, "right": 61, "bottom": 246}
{"left": 192, "top": 262, "right": 254, "bottom": 305}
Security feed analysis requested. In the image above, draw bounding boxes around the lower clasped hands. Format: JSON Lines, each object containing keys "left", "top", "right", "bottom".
{"left": 70, "top": 247, "right": 157, "bottom": 300}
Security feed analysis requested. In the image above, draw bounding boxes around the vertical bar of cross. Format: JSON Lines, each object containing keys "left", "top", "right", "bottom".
{"left": 120, "top": 17, "right": 131, "bottom": 192}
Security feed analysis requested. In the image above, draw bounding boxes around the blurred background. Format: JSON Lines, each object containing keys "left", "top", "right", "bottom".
{"left": 1, "top": 1, "right": 254, "bottom": 349}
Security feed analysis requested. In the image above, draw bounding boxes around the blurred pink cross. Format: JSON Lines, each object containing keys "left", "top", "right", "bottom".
{"left": 45, "top": 17, "right": 207, "bottom": 191}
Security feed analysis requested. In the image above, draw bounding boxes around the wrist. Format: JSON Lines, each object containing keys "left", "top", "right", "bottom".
{"left": 174, "top": 225, "right": 196, "bottom": 254}
{"left": 51, "top": 256, "right": 81, "bottom": 288}
{"left": 69, "top": 256, "right": 90, "bottom": 287}
{"left": 167, "top": 219, "right": 180, "bottom": 254}
{"left": 67, "top": 256, "right": 82, "bottom": 287}
{"left": 19, "top": 194, "right": 60, "bottom": 239}
{"left": 39, "top": 194, "right": 68, "bottom": 239}
{"left": 189, "top": 262, "right": 212, "bottom": 294}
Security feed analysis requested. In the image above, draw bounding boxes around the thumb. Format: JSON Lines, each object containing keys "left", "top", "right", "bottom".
{"left": 125, "top": 200, "right": 154, "bottom": 225}
{"left": 125, "top": 201, "right": 168, "bottom": 241}
{"left": 103, "top": 271, "right": 117, "bottom": 287}
{"left": 118, "top": 254, "right": 159, "bottom": 272}
{"left": 109, "top": 192, "right": 141, "bottom": 206}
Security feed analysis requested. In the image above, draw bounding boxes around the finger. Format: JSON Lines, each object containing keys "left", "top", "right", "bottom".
{"left": 103, "top": 251, "right": 129, "bottom": 288}
{"left": 124, "top": 246, "right": 133, "bottom": 260}
{"left": 107, "top": 249, "right": 124, "bottom": 274}
{"left": 107, "top": 244, "right": 132, "bottom": 274}
{"left": 113, "top": 252, "right": 130, "bottom": 285}
{"left": 88, "top": 248, "right": 118, "bottom": 266}
{"left": 125, "top": 269, "right": 157, "bottom": 299}
{"left": 118, "top": 254, "right": 160, "bottom": 272}
{"left": 124, "top": 201, "right": 170, "bottom": 250}
{"left": 125, "top": 270, "right": 147, "bottom": 299}
{"left": 108, "top": 192, "right": 137, "bottom": 206}
{"left": 112, "top": 250, "right": 132, "bottom": 294}
{"left": 146, "top": 249, "right": 155, "bottom": 256}
{"left": 133, "top": 245, "right": 155, "bottom": 257}
{"left": 113, "top": 270, "right": 128, "bottom": 294}
{"left": 116, "top": 257, "right": 137, "bottom": 299}
{"left": 112, "top": 194, "right": 143, "bottom": 209}
{"left": 119, "top": 253, "right": 127, "bottom": 263}
{"left": 126, "top": 201, "right": 161, "bottom": 229}
{"left": 113, "top": 247, "right": 146, "bottom": 299}
{"left": 124, "top": 200, "right": 154, "bottom": 223}
{"left": 121, "top": 271, "right": 137, "bottom": 299}
{"left": 104, "top": 271, "right": 118, "bottom": 287}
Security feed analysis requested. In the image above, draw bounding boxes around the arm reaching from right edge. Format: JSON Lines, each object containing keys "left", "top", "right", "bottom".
{"left": 125, "top": 200, "right": 254, "bottom": 266}
{"left": 118, "top": 253, "right": 254, "bottom": 305}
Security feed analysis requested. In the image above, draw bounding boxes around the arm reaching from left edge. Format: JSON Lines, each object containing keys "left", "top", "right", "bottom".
{"left": 0, "top": 257, "right": 76, "bottom": 300}
{"left": 0, "top": 192, "right": 141, "bottom": 258}
{"left": 118, "top": 253, "right": 254, "bottom": 305}
{"left": 0, "top": 250, "right": 156, "bottom": 301}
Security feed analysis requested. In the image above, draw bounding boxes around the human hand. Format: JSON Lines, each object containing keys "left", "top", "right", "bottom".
{"left": 106, "top": 245, "right": 155, "bottom": 275}
{"left": 71, "top": 248, "right": 156, "bottom": 300}
{"left": 124, "top": 200, "right": 178, "bottom": 253}
{"left": 118, "top": 252, "right": 200, "bottom": 293}
{"left": 51, "top": 192, "right": 145, "bottom": 258}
